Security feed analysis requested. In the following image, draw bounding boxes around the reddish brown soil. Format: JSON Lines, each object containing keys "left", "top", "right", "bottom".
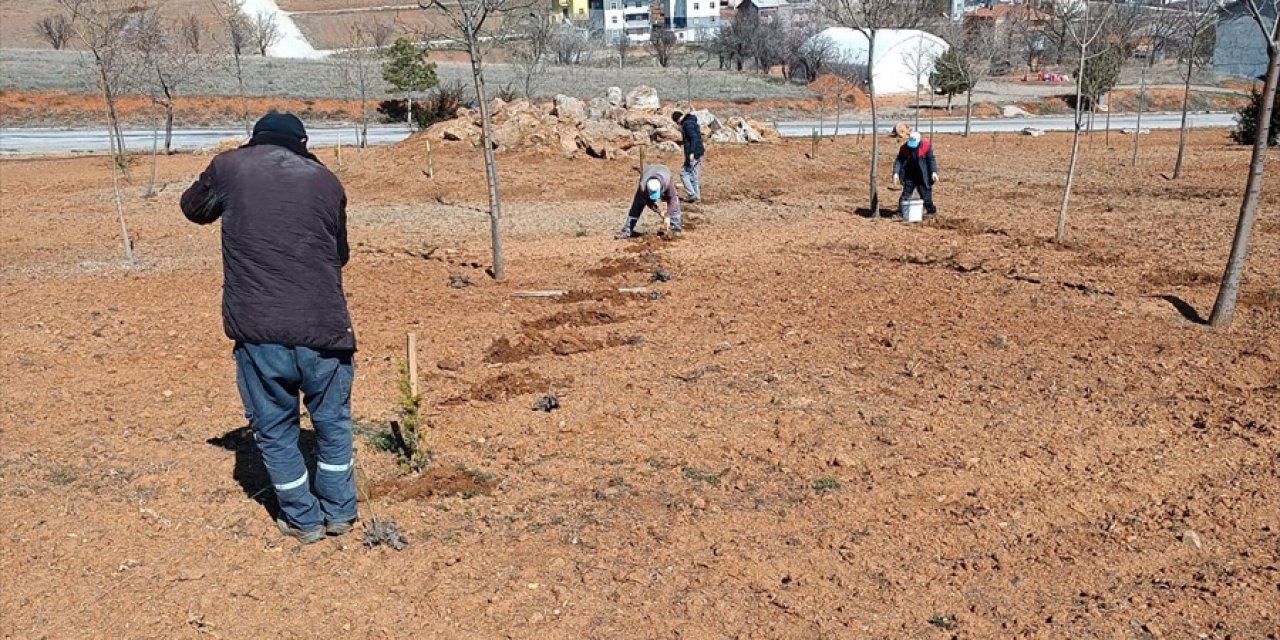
{"left": 1, "top": 130, "right": 1277, "bottom": 638}
{"left": 0, "top": 91, "right": 366, "bottom": 128}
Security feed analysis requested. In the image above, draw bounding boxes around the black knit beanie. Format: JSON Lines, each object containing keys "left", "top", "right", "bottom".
{"left": 252, "top": 112, "right": 307, "bottom": 140}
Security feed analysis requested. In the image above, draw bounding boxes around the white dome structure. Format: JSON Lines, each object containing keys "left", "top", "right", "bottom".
{"left": 812, "top": 27, "right": 950, "bottom": 96}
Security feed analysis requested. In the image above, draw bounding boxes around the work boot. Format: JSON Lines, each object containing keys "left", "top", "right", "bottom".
{"left": 326, "top": 519, "right": 357, "bottom": 537}
{"left": 276, "top": 518, "right": 325, "bottom": 545}
{"left": 615, "top": 228, "right": 635, "bottom": 240}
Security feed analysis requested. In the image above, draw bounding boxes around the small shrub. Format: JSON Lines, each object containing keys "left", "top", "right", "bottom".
{"left": 813, "top": 476, "right": 840, "bottom": 492}
{"left": 391, "top": 359, "right": 428, "bottom": 471}
{"left": 928, "top": 614, "right": 957, "bottom": 631}
{"left": 682, "top": 466, "right": 721, "bottom": 487}
{"left": 1231, "top": 86, "right": 1280, "bottom": 147}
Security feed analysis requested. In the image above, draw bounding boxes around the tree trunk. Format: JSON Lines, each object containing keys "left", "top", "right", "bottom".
{"left": 1208, "top": 47, "right": 1280, "bottom": 326}
{"left": 468, "top": 30, "right": 505, "bottom": 281}
{"left": 1056, "top": 43, "right": 1089, "bottom": 244}
{"left": 1131, "top": 66, "right": 1147, "bottom": 166}
{"left": 867, "top": 30, "right": 880, "bottom": 217}
{"left": 97, "top": 61, "right": 128, "bottom": 178}
{"left": 1173, "top": 46, "right": 1195, "bottom": 179}
{"left": 164, "top": 103, "right": 175, "bottom": 154}
{"left": 407, "top": 94, "right": 414, "bottom": 130}
{"left": 913, "top": 82, "right": 921, "bottom": 129}
{"left": 360, "top": 94, "right": 369, "bottom": 148}
{"left": 99, "top": 79, "right": 134, "bottom": 266}
{"left": 963, "top": 87, "right": 973, "bottom": 137}
{"left": 1104, "top": 91, "right": 1112, "bottom": 147}
{"left": 235, "top": 53, "right": 250, "bottom": 136}
{"left": 831, "top": 90, "right": 841, "bottom": 142}
{"left": 145, "top": 105, "right": 160, "bottom": 198}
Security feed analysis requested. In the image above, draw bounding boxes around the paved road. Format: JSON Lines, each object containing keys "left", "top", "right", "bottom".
{"left": 775, "top": 112, "right": 1238, "bottom": 137}
{"left": 0, "top": 126, "right": 412, "bottom": 155}
{"left": 0, "top": 112, "right": 1239, "bottom": 155}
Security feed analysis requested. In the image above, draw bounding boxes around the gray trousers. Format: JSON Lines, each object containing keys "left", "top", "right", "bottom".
{"left": 680, "top": 156, "right": 702, "bottom": 201}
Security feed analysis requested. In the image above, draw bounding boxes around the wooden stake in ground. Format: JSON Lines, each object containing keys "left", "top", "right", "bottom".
{"left": 406, "top": 332, "right": 418, "bottom": 398}
{"left": 424, "top": 138, "right": 435, "bottom": 178}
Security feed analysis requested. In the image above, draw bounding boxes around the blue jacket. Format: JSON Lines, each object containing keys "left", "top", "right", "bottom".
{"left": 681, "top": 115, "right": 704, "bottom": 159}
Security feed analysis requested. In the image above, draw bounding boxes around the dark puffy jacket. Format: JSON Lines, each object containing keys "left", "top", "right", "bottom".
{"left": 892, "top": 139, "right": 938, "bottom": 183}
{"left": 180, "top": 144, "right": 355, "bottom": 351}
{"left": 681, "top": 114, "right": 705, "bottom": 159}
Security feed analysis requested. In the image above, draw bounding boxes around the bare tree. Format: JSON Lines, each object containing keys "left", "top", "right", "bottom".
{"left": 419, "top": 0, "right": 538, "bottom": 282}
{"left": 35, "top": 15, "right": 75, "bottom": 50}
{"left": 779, "top": 21, "right": 823, "bottom": 82}
{"left": 180, "top": 11, "right": 204, "bottom": 53}
{"left": 899, "top": 30, "right": 932, "bottom": 129}
{"left": 337, "top": 20, "right": 389, "bottom": 147}
{"left": 58, "top": 0, "right": 146, "bottom": 172}
{"left": 794, "top": 31, "right": 836, "bottom": 82}
{"left": 650, "top": 26, "right": 678, "bottom": 68}
{"left": 615, "top": 35, "right": 630, "bottom": 69}
{"left": 1210, "top": 0, "right": 1280, "bottom": 326}
{"left": 677, "top": 48, "right": 712, "bottom": 105}
{"left": 251, "top": 10, "right": 281, "bottom": 56}
{"left": 550, "top": 24, "right": 588, "bottom": 64}
{"left": 934, "top": 20, "right": 1000, "bottom": 137}
{"left": 211, "top": 0, "right": 254, "bottom": 135}
{"left": 132, "top": 10, "right": 203, "bottom": 156}
{"left": 510, "top": 7, "right": 554, "bottom": 97}
{"left": 1173, "top": 1, "right": 1218, "bottom": 179}
{"left": 57, "top": 0, "right": 145, "bottom": 266}
{"left": 822, "top": 0, "right": 928, "bottom": 216}
{"left": 1055, "top": 3, "right": 1114, "bottom": 244}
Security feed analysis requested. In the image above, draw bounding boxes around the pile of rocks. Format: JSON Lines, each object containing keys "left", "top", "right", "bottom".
{"left": 422, "top": 85, "right": 778, "bottom": 159}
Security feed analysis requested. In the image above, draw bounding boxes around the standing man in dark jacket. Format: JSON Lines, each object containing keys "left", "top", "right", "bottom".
{"left": 892, "top": 131, "right": 940, "bottom": 217}
{"left": 672, "top": 110, "right": 704, "bottom": 203}
{"left": 181, "top": 113, "right": 357, "bottom": 545}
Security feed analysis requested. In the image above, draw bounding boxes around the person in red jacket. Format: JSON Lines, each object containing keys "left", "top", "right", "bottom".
{"left": 892, "top": 131, "right": 939, "bottom": 217}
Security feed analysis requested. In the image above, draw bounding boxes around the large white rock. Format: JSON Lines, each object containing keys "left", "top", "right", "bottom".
{"left": 625, "top": 86, "right": 661, "bottom": 111}
{"left": 606, "top": 86, "right": 623, "bottom": 106}
{"left": 1002, "top": 105, "right": 1032, "bottom": 118}
{"left": 691, "top": 109, "right": 721, "bottom": 131}
{"left": 553, "top": 95, "right": 585, "bottom": 121}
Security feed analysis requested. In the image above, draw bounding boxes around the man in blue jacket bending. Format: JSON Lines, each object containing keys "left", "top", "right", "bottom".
{"left": 672, "top": 109, "right": 704, "bottom": 203}
{"left": 181, "top": 113, "right": 358, "bottom": 545}
{"left": 892, "top": 131, "right": 940, "bottom": 218}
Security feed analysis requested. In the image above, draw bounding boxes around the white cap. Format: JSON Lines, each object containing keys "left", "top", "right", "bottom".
{"left": 646, "top": 178, "right": 661, "bottom": 193}
{"left": 908, "top": 131, "right": 921, "bottom": 143}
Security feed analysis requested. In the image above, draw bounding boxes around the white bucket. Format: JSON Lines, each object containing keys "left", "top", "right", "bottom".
{"left": 902, "top": 199, "right": 924, "bottom": 223}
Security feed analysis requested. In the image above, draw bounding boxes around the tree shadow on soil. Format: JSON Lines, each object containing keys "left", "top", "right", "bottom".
{"left": 207, "top": 426, "right": 319, "bottom": 520}
{"left": 1158, "top": 295, "right": 1208, "bottom": 325}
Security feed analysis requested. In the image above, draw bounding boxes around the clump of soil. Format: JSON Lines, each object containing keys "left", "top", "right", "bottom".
{"left": 521, "top": 308, "right": 625, "bottom": 331}
{"left": 368, "top": 466, "right": 498, "bottom": 501}
{"left": 448, "top": 368, "right": 555, "bottom": 404}
{"left": 485, "top": 331, "right": 624, "bottom": 364}
{"left": 361, "top": 519, "right": 409, "bottom": 551}
{"left": 587, "top": 256, "right": 647, "bottom": 278}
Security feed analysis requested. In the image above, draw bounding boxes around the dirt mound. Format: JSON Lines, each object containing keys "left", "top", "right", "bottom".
{"left": 484, "top": 330, "right": 624, "bottom": 364}
{"left": 808, "top": 75, "right": 870, "bottom": 110}
{"left": 456, "top": 368, "right": 555, "bottom": 403}
{"left": 367, "top": 466, "right": 497, "bottom": 500}
{"left": 521, "top": 309, "right": 627, "bottom": 331}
